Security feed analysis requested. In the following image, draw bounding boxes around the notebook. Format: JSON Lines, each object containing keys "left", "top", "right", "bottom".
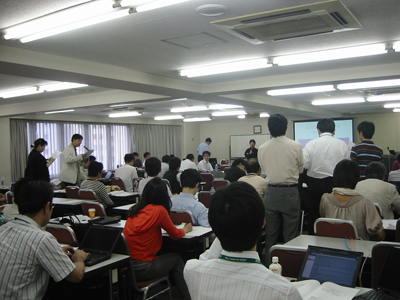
{"left": 104, "top": 171, "right": 113, "bottom": 180}
{"left": 79, "top": 226, "right": 122, "bottom": 266}
{"left": 297, "top": 246, "right": 363, "bottom": 288}
{"left": 353, "top": 246, "right": 400, "bottom": 299}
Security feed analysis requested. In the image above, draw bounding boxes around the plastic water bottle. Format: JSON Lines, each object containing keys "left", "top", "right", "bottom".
{"left": 269, "top": 256, "right": 282, "bottom": 275}
{"left": 215, "top": 164, "right": 218, "bottom": 171}
{"left": 210, "top": 187, "right": 215, "bottom": 195}
{"left": 0, "top": 212, "right": 7, "bottom": 226}
{"left": 1, "top": 177, "right": 5, "bottom": 187}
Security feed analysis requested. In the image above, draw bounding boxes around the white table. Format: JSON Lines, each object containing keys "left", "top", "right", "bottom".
{"left": 113, "top": 203, "right": 137, "bottom": 211}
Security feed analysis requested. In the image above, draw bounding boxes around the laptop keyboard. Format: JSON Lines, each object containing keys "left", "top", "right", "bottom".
{"left": 354, "top": 290, "right": 400, "bottom": 300}
{"left": 85, "top": 252, "right": 109, "bottom": 266}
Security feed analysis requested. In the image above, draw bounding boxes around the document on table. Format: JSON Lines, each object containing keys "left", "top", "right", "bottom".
{"left": 292, "top": 280, "right": 359, "bottom": 300}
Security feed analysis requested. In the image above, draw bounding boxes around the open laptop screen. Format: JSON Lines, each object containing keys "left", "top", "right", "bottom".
{"left": 104, "top": 171, "right": 113, "bottom": 180}
{"left": 79, "top": 226, "right": 122, "bottom": 253}
{"left": 297, "top": 246, "right": 363, "bottom": 288}
{"left": 377, "top": 246, "right": 400, "bottom": 296}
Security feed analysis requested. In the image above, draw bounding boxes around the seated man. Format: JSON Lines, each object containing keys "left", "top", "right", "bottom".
{"left": 159, "top": 155, "right": 170, "bottom": 178}
{"left": 132, "top": 152, "right": 143, "bottom": 168}
{"left": 355, "top": 161, "right": 400, "bottom": 219}
{"left": 197, "top": 151, "right": 213, "bottom": 172}
{"left": 138, "top": 157, "right": 173, "bottom": 197}
{"left": 142, "top": 151, "right": 151, "bottom": 167}
{"left": 0, "top": 179, "right": 89, "bottom": 300}
{"left": 163, "top": 157, "right": 182, "bottom": 194}
{"left": 171, "top": 169, "right": 209, "bottom": 227}
{"left": 389, "top": 153, "right": 400, "bottom": 181}
{"left": 238, "top": 159, "right": 268, "bottom": 199}
{"left": 180, "top": 154, "right": 197, "bottom": 171}
{"left": 184, "top": 181, "right": 301, "bottom": 300}
{"left": 224, "top": 158, "right": 247, "bottom": 182}
{"left": 114, "top": 153, "right": 138, "bottom": 192}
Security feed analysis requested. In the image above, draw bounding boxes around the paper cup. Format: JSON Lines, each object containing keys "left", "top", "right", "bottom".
{"left": 88, "top": 208, "right": 96, "bottom": 218}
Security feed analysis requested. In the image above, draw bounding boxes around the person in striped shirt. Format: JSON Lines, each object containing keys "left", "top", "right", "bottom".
{"left": 350, "top": 121, "right": 383, "bottom": 179}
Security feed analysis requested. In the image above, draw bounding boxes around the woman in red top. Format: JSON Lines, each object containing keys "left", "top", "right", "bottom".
{"left": 123, "top": 177, "right": 192, "bottom": 300}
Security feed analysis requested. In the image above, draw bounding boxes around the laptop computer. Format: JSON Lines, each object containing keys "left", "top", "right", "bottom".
{"left": 297, "top": 246, "right": 363, "bottom": 288}
{"left": 79, "top": 226, "right": 123, "bottom": 266}
{"left": 353, "top": 246, "right": 400, "bottom": 299}
{"left": 104, "top": 171, "right": 113, "bottom": 180}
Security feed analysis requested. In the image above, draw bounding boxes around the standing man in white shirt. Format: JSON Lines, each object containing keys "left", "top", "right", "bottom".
{"left": 114, "top": 153, "right": 138, "bottom": 192}
{"left": 180, "top": 154, "right": 197, "bottom": 171}
{"left": 258, "top": 114, "right": 303, "bottom": 262}
{"left": 197, "top": 138, "right": 212, "bottom": 163}
{"left": 303, "top": 118, "right": 349, "bottom": 234}
{"left": 197, "top": 151, "right": 213, "bottom": 172}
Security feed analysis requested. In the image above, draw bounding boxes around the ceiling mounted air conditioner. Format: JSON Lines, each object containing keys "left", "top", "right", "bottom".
{"left": 211, "top": 0, "right": 361, "bottom": 45}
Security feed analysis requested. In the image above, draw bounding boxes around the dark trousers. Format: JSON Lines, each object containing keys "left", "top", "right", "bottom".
{"left": 306, "top": 176, "right": 334, "bottom": 235}
{"left": 134, "top": 253, "right": 191, "bottom": 300}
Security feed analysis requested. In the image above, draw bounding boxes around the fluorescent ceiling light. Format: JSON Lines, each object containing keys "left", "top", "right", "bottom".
{"left": 267, "top": 85, "right": 335, "bottom": 96}
{"left": 170, "top": 106, "right": 208, "bottom": 113}
{"left": 209, "top": 104, "right": 243, "bottom": 110}
{"left": 383, "top": 103, "right": 400, "bottom": 108}
{"left": 274, "top": 44, "right": 387, "bottom": 66}
{"left": 393, "top": 108, "right": 400, "bottom": 113}
{"left": 367, "top": 93, "right": 400, "bottom": 102}
{"left": 0, "top": 87, "right": 41, "bottom": 98}
{"left": 39, "top": 82, "right": 88, "bottom": 92}
{"left": 180, "top": 58, "right": 272, "bottom": 77}
{"left": 154, "top": 115, "right": 184, "bottom": 120}
{"left": 212, "top": 110, "right": 247, "bottom": 117}
{"left": 44, "top": 109, "right": 75, "bottom": 114}
{"left": 337, "top": 79, "right": 400, "bottom": 90}
{"left": 238, "top": 115, "right": 246, "bottom": 119}
{"left": 134, "top": 0, "right": 190, "bottom": 12}
{"left": 183, "top": 117, "right": 211, "bottom": 122}
{"left": 312, "top": 98, "right": 365, "bottom": 106}
{"left": 260, "top": 113, "right": 270, "bottom": 118}
{"left": 394, "top": 42, "right": 400, "bottom": 52}
{"left": 109, "top": 111, "right": 141, "bottom": 118}
{"left": 110, "top": 103, "right": 134, "bottom": 107}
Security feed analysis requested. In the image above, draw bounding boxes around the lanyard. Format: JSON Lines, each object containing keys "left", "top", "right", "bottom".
{"left": 219, "top": 254, "right": 262, "bottom": 265}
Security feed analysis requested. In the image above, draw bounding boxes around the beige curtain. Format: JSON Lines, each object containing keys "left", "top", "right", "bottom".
{"left": 10, "top": 119, "right": 28, "bottom": 181}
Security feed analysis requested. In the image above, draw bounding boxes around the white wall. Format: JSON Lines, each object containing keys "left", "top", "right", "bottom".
{"left": 182, "top": 122, "right": 200, "bottom": 159}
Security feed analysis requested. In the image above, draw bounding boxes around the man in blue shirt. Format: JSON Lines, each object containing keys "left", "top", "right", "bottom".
{"left": 197, "top": 137, "right": 212, "bottom": 163}
{"left": 171, "top": 169, "right": 209, "bottom": 227}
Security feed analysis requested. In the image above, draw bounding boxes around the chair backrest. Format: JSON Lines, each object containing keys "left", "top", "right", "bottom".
{"left": 396, "top": 220, "right": 400, "bottom": 242}
{"left": 220, "top": 159, "right": 229, "bottom": 165}
{"left": 200, "top": 173, "right": 214, "bottom": 191}
{"left": 169, "top": 209, "right": 195, "bottom": 225}
{"left": 82, "top": 202, "right": 106, "bottom": 217}
{"left": 162, "top": 179, "right": 172, "bottom": 190}
{"left": 220, "top": 165, "right": 230, "bottom": 172}
{"left": 314, "top": 218, "right": 359, "bottom": 239}
{"left": 374, "top": 203, "right": 383, "bottom": 218}
{"left": 65, "top": 186, "right": 80, "bottom": 199}
{"left": 78, "top": 189, "right": 97, "bottom": 201}
{"left": 198, "top": 191, "right": 213, "bottom": 208}
{"left": 269, "top": 245, "right": 307, "bottom": 278}
{"left": 5, "top": 191, "right": 14, "bottom": 204}
{"left": 112, "top": 177, "right": 126, "bottom": 191}
{"left": 212, "top": 179, "right": 229, "bottom": 191}
{"left": 371, "top": 242, "right": 400, "bottom": 288}
{"left": 45, "top": 223, "right": 79, "bottom": 247}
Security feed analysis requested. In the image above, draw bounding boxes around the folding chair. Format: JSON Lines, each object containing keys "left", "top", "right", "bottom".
{"left": 112, "top": 177, "right": 126, "bottom": 191}
{"left": 5, "top": 191, "right": 14, "bottom": 204}
{"left": 169, "top": 209, "right": 195, "bottom": 225}
{"left": 45, "top": 223, "right": 79, "bottom": 247}
{"left": 269, "top": 245, "right": 307, "bottom": 278}
{"left": 220, "top": 165, "right": 230, "bottom": 172}
{"left": 65, "top": 186, "right": 80, "bottom": 199}
{"left": 200, "top": 172, "right": 214, "bottom": 191}
{"left": 198, "top": 191, "right": 213, "bottom": 208}
{"left": 314, "top": 217, "right": 359, "bottom": 239}
{"left": 212, "top": 179, "right": 229, "bottom": 191}
{"left": 162, "top": 179, "right": 172, "bottom": 191}
{"left": 374, "top": 203, "right": 383, "bottom": 218}
{"left": 220, "top": 159, "right": 229, "bottom": 165}
{"left": 82, "top": 202, "right": 106, "bottom": 217}
{"left": 78, "top": 189, "right": 97, "bottom": 201}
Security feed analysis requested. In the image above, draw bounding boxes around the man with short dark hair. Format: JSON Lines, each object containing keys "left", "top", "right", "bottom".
{"left": 351, "top": 121, "right": 383, "bottom": 179}
{"left": 303, "top": 118, "right": 349, "bottom": 234}
{"left": 197, "top": 151, "right": 213, "bottom": 172}
{"left": 171, "top": 169, "right": 209, "bottom": 226}
{"left": 224, "top": 158, "right": 247, "bottom": 182}
{"left": 132, "top": 152, "right": 143, "bottom": 168}
{"left": 184, "top": 181, "right": 301, "bottom": 300}
{"left": 0, "top": 180, "right": 89, "bottom": 300}
{"left": 114, "top": 153, "right": 138, "bottom": 192}
{"left": 159, "top": 155, "right": 170, "bottom": 178}
{"left": 143, "top": 152, "right": 151, "bottom": 167}
{"left": 244, "top": 139, "right": 258, "bottom": 159}
{"left": 355, "top": 162, "right": 400, "bottom": 219}
{"left": 258, "top": 114, "right": 303, "bottom": 260}
{"left": 163, "top": 157, "right": 182, "bottom": 194}
{"left": 197, "top": 138, "right": 212, "bottom": 163}
{"left": 138, "top": 157, "right": 173, "bottom": 197}
{"left": 238, "top": 159, "right": 268, "bottom": 199}
{"left": 180, "top": 154, "right": 197, "bottom": 171}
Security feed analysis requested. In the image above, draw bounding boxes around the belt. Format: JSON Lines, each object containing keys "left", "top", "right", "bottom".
{"left": 268, "top": 183, "right": 297, "bottom": 188}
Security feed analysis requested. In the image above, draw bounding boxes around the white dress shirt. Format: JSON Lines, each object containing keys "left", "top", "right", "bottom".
{"left": 159, "top": 162, "right": 169, "bottom": 178}
{"left": 238, "top": 174, "right": 269, "bottom": 199}
{"left": 197, "top": 142, "right": 209, "bottom": 156}
{"left": 197, "top": 160, "right": 213, "bottom": 172}
{"left": 114, "top": 164, "right": 138, "bottom": 192}
{"left": 180, "top": 159, "right": 197, "bottom": 171}
{"left": 389, "top": 169, "right": 400, "bottom": 181}
{"left": 184, "top": 250, "right": 302, "bottom": 300}
{"left": 138, "top": 176, "right": 173, "bottom": 197}
{"left": 303, "top": 132, "right": 349, "bottom": 178}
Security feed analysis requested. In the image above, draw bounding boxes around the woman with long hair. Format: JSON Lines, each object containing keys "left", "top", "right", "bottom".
{"left": 123, "top": 177, "right": 192, "bottom": 300}
{"left": 24, "top": 138, "right": 54, "bottom": 182}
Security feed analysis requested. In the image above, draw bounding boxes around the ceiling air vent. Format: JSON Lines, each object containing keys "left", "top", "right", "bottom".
{"left": 211, "top": 0, "right": 361, "bottom": 45}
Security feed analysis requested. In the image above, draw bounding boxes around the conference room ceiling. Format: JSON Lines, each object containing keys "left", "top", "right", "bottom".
{"left": 0, "top": 0, "right": 400, "bottom": 120}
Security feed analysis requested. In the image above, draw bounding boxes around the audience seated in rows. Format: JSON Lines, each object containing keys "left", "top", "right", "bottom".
{"left": 320, "top": 159, "right": 384, "bottom": 240}
{"left": 197, "top": 151, "right": 213, "bottom": 172}
{"left": 389, "top": 153, "right": 400, "bottom": 181}
{"left": 180, "top": 154, "right": 197, "bottom": 171}
{"left": 238, "top": 159, "right": 268, "bottom": 199}
{"left": 163, "top": 157, "right": 182, "bottom": 194}
{"left": 171, "top": 169, "right": 209, "bottom": 226}
{"left": 114, "top": 153, "right": 138, "bottom": 192}
{"left": 159, "top": 155, "right": 170, "bottom": 178}
{"left": 224, "top": 158, "right": 247, "bottom": 183}
{"left": 184, "top": 181, "right": 302, "bottom": 300}
{"left": 138, "top": 157, "right": 172, "bottom": 197}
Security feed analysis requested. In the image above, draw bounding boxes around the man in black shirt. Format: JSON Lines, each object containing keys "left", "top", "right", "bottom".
{"left": 244, "top": 139, "right": 258, "bottom": 159}
{"left": 224, "top": 159, "right": 247, "bottom": 182}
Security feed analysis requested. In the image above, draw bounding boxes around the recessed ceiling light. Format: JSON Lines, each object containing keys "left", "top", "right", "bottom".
{"left": 109, "top": 111, "right": 141, "bottom": 118}
{"left": 238, "top": 115, "right": 246, "bottom": 119}
{"left": 312, "top": 98, "right": 365, "bottom": 105}
{"left": 110, "top": 103, "right": 133, "bottom": 107}
{"left": 171, "top": 106, "right": 208, "bottom": 113}
{"left": 393, "top": 108, "right": 400, "bottom": 113}
{"left": 0, "top": 87, "right": 41, "bottom": 98}
{"left": 383, "top": 103, "right": 400, "bottom": 108}
{"left": 183, "top": 117, "right": 211, "bottom": 122}
{"left": 44, "top": 109, "right": 75, "bottom": 114}
{"left": 212, "top": 110, "right": 247, "bottom": 116}
{"left": 337, "top": 79, "right": 400, "bottom": 90}
{"left": 367, "top": 93, "right": 400, "bottom": 102}
{"left": 196, "top": 4, "right": 227, "bottom": 17}
{"left": 154, "top": 115, "right": 184, "bottom": 120}
{"left": 267, "top": 85, "right": 335, "bottom": 96}
{"left": 209, "top": 104, "right": 243, "bottom": 110}
{"left": 260, "top": 113, "right": 270, "bottom": 118}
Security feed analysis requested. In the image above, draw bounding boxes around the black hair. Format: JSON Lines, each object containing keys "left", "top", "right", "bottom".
{"left": 145, "top": 157, "right": 161, "bottom": 176}
{"left": 71, "top": 134, "right": 83, "bottom": 142}
{"left": 246, "top": 159, "right": 260, "bottom": 174}
{"left": 162, "top": 155, "right": 170, "bottom": 163}
{"left": 180, "top": 169, "right": 202, "bottom": 188}
{"left": 365, "top": 162, "right": 386, "bottom": 180}
{"left": 209, "top": 181, "right": 264, "bottom": 252}
{"left": 168, "top": 157, "right": 181, "bottom": 170}
{"left": 249, "top": 139, "right": 256, "bottom": 144}
{"left": 144, "top": 152, "right": 151, "bottom": 159}
{"left": 203, "top": 151, "right": 211, "bottom": 157}
{"left": 31, "top": 138, "right": 47, "bottom": 149}
{"left": 357, "top": 121, "right": 375, "bottom": 139}
{"left": 333, "top": 159, "right": 360, "bottom": 189}
{"left": 205, "top": 138, "right": 212, "bottom": 143}
{"left": 133, "top": 152, "right": 139, "bottom": 157}
{"left": 186, "top": 153, "right": 194, "bottom": 160}
{"left": 89, "top": 155, "right": 96, "bottom": 162}
{"left": 124, "top": 153, "right": 134, "bottom": 163}
{"left": 232, "top": 158, "right": 247, "bottom": 169}
{"left": 268, "top": 114, "right": 288, "bottom": 138}
{"left": 317, "top": 118, "right": 335, "bottom": 134}
{"left": 128, "top": 177, "right": 171, "bottom": 218}
{"left": 14, "top": 180, "right": 54, "bottom": 215}
{"left": 88, "top": 161, "right": 103, "bottom": 177}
